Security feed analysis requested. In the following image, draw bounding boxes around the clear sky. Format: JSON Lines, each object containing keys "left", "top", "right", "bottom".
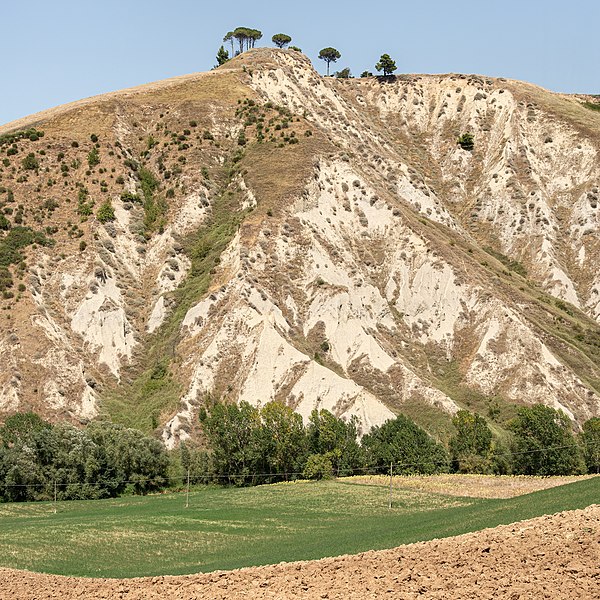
{"left": 2, "top": 0, "right": 598, "bottom": 126}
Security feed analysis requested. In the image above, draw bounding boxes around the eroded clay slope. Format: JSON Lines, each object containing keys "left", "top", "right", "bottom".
{"left": 0, "top": 48, "right": 599, "bottom": 440}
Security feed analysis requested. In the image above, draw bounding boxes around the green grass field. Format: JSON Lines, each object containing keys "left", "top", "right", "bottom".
{"left": 0, "top": 477, "right": 597, "bottom": 578}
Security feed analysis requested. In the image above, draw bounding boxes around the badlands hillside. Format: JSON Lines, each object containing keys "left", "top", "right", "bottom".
{"left": 1, "top": 48, "right": 600, "bottom": 446}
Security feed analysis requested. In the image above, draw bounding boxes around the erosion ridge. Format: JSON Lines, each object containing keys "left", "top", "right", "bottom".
{"left": 0, "top": 48, "right": 599, "bottom": 443}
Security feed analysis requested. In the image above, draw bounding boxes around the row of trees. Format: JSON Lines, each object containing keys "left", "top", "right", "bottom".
{"left": 223, "top": 27, "right": 263, "bottom": 55}
{"left": 192, "top": 401, "right": 599, "bottom": 486}
{"left": 318, "top": 49, "right": 397, "bottom": 78}
{"left": 217, "top": 30, "right": 299, "bottom": 67}
{"left": 195, "top": 400, "right": 447, "bottom": 485}
{"left": 449, "top": 405, "right": 599, "bottom": 475}
{"left": 0, "top": 413, "right": 168, "bottom": 502}
{"left": 1, "top": 404, "right": 597, "bottom": 501}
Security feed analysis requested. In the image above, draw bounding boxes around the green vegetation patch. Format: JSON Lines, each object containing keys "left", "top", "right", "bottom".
{"left": 103, "top": 172, "right": 248, "bottom": 432}
{"left": 0, "top": 476, "right": 596, "bottom": 577}
{"left": 482, "top": 246, "right": 527, "bottom": 277}
{"left": 138, "top": 167, "right": 167, "bottom": 236}
{"left": 0, "top": 226, "right": 53, "bottom": 291}
{"left": 582, "top": 101, "right": 600, "bottom": 113}
{"left": 0, "top": 128, "right": 44, "bottom": 148}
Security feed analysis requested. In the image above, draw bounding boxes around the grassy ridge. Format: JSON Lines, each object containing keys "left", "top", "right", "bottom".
{"left": 0, "top": 477, "right": 596, "bottom": 578}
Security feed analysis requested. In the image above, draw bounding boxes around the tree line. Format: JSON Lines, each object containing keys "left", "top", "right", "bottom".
{"left": 180, "top": 400, "right": 599, "bottom": 486}
{"left": 0, "top": 413, "right": 168, "bottom": 502}
{"left": 1, "top": 403, "right": 598, "bottom": 502}
{"left": 214, "top": 26, "right": 398, "bottom": 79}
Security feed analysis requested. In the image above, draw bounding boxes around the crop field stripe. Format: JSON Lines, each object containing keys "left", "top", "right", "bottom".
{"left": 0, "top": 477, "right": 597, "bottom": 578}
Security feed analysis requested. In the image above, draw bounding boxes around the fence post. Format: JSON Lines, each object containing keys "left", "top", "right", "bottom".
{"left": 388, "top": 462, "right": 393, "bottom": 509}
{"left": 185, "top": 468, "right": 190, "bottom": 508}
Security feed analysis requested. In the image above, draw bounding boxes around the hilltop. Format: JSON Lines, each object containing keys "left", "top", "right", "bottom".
{"left": 0, "top": 48, "right": 599, "bottom": 445}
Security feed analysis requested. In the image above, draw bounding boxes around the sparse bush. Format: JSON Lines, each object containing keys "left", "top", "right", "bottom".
{"left": 334, "top": 67, "right": 352, "bottom": 79}
{"left": 87, "top": 147, "right": 100, "bottom": 167}
{"left": 97, "top": 200, "right": 115, "bottom": 224}
{"left": 120, "top": 191, "right": 141, "bottom": 204}
{"left": 457, "top": 133, "right": 474, "bottom": 151}
{"left": 0, "top": 128, "right": 43, "bottom": 148}
{"left": 22, "top": 153, "right": 39, "bottom": 170}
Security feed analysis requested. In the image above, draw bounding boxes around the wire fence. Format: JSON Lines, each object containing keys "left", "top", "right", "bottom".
{"left": 1, "top": 439, "right": 598, "bottom": 492}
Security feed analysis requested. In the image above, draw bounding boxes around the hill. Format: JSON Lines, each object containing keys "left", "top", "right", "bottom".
{"left": 0, "top": 48, "right": 599, "bottom": 444}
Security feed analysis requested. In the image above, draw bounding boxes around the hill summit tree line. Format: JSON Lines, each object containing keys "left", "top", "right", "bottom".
{"left": 214, "top": 26, "right": 396, "bottom": 80}
{"left": 1, "top": 403, "right": 598, "bottom": 502}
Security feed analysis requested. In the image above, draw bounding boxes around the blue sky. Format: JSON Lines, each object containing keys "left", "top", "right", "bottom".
{"left": 2, "top": 0, "right": 598, "bottom": 126}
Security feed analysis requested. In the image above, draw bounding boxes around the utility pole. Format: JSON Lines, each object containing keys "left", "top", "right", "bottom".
{"left": 388, "top": 462, "right": 393, "bottom": 509}
{"left": 185, "top": 468, "right": 190, "bottom": 509}
{"left": 53, "top": 481, "right": 57, "bottom": 514}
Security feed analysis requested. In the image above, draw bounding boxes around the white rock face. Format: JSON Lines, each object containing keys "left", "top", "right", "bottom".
{"left": 71, "top": 275, "right": 135, "bottom": 378}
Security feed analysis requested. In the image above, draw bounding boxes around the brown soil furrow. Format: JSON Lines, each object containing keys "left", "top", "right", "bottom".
{"left": 1, "top": 505, "right": 598, "bottom": 599}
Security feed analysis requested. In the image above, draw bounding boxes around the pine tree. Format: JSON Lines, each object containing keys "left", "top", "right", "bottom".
{"left": 375, "top": 53, "right": 397, "bottom": 77}
{"left": 318, "top": 47, "right": 341, "bottom": 76}
{"left": 216, "top": 45, "right": 229, "bottom": 66}
{"left": 272, "top": 33, "right": 292, "bottom": 48}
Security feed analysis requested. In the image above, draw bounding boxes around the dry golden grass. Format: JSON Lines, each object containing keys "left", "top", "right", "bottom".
{"left": 345, "top": 473, "right": 598, "bottom": 499}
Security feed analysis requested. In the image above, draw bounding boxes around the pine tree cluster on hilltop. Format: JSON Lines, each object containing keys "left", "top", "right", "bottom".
{"left": 214, "top": 25, "right": 397, "bottom": 79}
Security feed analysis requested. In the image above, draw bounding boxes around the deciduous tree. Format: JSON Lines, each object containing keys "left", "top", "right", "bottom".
{"left": 449, "top": 410, "right": 492, "bottom": 473}
{"left": 199, "top": 400, "right": 263, "bottom": 485}
{"left": 307, "top": 409, "right": 363, "bottom": 475}
{"left": 259, "top": 401, "right": 307, "bottom": 480}
{"left": 509, "top": 405, "right": 585, "bottom": 475}
{"left": 361, "top": 414, "right": 448, "bottom": 475}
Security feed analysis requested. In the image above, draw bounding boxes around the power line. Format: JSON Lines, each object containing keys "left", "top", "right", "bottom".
{"left": 1, "top": 440, "right": 599, "bottom": 490}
